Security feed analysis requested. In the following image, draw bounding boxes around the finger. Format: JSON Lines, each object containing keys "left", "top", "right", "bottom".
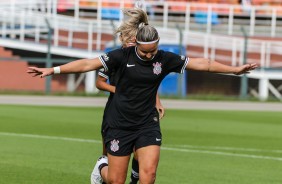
{"left": 41, "top": 73, "right": 48, "bottom": 78}
{"left": 27, "top": 68, "right": 40, "bottom": 73}
{"left": 156, "top": 108, "right": 160, "bottom": 113}
{"left": 251, "top": 63, "right": 257, "bottom": 67}
{"left": 28, "top": 67, "right": 37, "bottom": 70}
{"left": 158, "top": 110, "right": 162, "bottom": 119}
{"left": 27, "top": 68, "right": 37, "bottom": 72}
{"left": 156, "top": 108, "right": 161, "bottom": 117}
{"left": 251, "top": 65, "right": 258, "bottom": 69}
{"left": 249, "top": 63, "right": 258, "bottom": 69}
{"left": 32, "top": 73, "right": 41, "bottom": 77}
{"left": 160, "top": 112, "right": 165, "bottom": 119}
{"left": 159, "top": 109, "right": 164, "bottom": 119}
{"left": 161, "top": 109, "right": 165, "bottom": 118}
{"left": 27, "top": 71, "right": 40, "bottom": 74}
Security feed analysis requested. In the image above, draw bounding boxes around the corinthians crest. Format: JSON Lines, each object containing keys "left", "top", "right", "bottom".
{"left": 110, "top": 139, "right": 119, "bottom": 152}
{"left": 153, "top": 62, "right": 162, "bottom": 75}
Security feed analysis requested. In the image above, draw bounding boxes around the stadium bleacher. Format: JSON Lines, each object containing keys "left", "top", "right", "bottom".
{"left": 0, "top": 0, "right": 282, "bottom": 100}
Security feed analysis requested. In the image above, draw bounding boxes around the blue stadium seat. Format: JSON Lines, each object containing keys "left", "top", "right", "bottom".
{"left": 194, "top": 11, "right": 219, "bottom": 25}
{"left": 158, "top": 44, "right": 187, "bottom": 97}
{"left": 159, "top": 44, "right": 186, "bottom": 55}
{"left": 101, "top": 8, "right": 120, "bottom": 20}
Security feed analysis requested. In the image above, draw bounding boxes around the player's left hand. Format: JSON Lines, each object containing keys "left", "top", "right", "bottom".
{"left": 234, "top": 63, "right": 258, "bottom": 75}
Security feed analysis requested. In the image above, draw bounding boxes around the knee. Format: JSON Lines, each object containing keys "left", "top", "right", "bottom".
{"left": 107, "top": 180, "right": 124, "bottom": 184}
{"left": 107, "top": 176, "right": 126, "bottom": 184}
{"left": 140, "top": 167, "right": 157, "bottom": 183}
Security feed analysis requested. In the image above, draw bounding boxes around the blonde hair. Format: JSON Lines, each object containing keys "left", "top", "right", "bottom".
{"left": 116, "top": 8, "right": 148, "bottom": 44}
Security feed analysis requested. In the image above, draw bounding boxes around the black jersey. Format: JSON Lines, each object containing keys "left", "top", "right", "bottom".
{"left": 98, "top": 68, "right": 114, "bottom": 122}
{"left": 98, "top": 64, "right": 118, "bottom": 128}
{"left": 98, "top": 68, "right": 115, "bottom": 101}
{"left": 99, "top": 46, "right": 188, "bottom": 130}
{"left": 98, "top": 65, "right": 117, "bottom": 86}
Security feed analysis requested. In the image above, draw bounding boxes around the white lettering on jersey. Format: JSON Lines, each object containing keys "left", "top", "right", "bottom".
{"left": 101, "top": 54, "right": 109, "bottom": 61}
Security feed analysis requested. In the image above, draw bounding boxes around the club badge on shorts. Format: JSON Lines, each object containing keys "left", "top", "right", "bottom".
{"left": 110, "top": 139, "right": 119, "bottom": 152}
{"left": 153, "top": 62, "right": 162, "bottom": 75}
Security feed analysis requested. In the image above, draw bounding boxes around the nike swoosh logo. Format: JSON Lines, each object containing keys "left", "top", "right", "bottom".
{"left": 156, "top": 138, "right": 161, "bottom": 141}
{"left": 127, "top": 64, "right": 135, "bottom": 67}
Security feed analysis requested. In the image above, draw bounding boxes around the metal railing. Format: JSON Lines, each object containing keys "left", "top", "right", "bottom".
{"left": 57, "top": 0, "right": 282, "bottom": 37}
{"left": 184, "top": 31, "right": 282, "bottom": 69}
{"left": 2, "top": 0, "right": 282, "bottom": 37}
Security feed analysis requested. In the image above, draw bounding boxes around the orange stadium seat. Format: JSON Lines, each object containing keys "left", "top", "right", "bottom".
{"left": 169, "top": 0, "right": 187, "bottom": 12}
{"left": 102, "top": 2, "right": 119, "bottom": 8}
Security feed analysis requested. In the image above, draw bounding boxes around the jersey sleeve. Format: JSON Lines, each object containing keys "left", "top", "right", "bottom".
{"left": 98, "top": 48, "right": 124, "bottom": 72}
{"left": 163, "top": 51, "right": 189, "bottom": 74}
{"left": 98, "top": 68, "right": 109, "bottom": 80}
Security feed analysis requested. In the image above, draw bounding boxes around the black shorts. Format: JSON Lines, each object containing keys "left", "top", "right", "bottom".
{"left": 101, "top": 119, "right": 108, "bottom": 147}
{"left": 101, "top": 119, "right": 108, "bottom": 137}
{"left": 104, "top": 125, "right": 162, "bottom": 156}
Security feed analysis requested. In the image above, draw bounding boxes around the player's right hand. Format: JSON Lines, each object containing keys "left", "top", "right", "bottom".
{"left": 27, "top": 67, "right": 53, "bottom": 78}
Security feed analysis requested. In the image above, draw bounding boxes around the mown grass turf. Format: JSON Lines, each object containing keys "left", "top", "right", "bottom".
{"left": 0, "top": 105, "right": 282, "bottom": 184}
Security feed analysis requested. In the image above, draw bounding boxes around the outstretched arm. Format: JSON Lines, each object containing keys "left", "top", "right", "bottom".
{"left": 27, "top": 58, "right": 103, "bottom": 78}
{"left": 186, "top": 58, "right": 257, "bottom": 74}
{"left": 96, "top": 75, "right": 116, "bottom": 94}
{"left": 156, "top": 92, "right": 165, "bottom": 119}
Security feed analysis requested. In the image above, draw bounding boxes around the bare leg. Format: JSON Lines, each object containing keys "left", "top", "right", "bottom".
{"left": 136, "top": 145, "right": 160, "bottom": 184}
{"left": 101, "top": 153, "right": 131, "bottom": 184}
{"left": 130, "top": 151, "right": 139, "bottom": 184}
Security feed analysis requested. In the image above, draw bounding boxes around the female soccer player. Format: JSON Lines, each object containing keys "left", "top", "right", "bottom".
{"left": 95, "top": 8, "right": 164, "bottom": 184}
{"left": 27, "top": 23, "right": 257, "bottom": 184}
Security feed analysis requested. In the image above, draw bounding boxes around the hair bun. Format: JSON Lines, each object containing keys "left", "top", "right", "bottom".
{"left": 138, "top": 22, "right": 148, "bottom": 28}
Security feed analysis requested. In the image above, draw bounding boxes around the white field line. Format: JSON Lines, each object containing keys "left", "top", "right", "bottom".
{"left": 161, "top": 147, "right": 282, "bottom": 161}
{"left": 166, "top": 144, "right": 282, "bottom": 153}
{"left": 0, "top": 132, "right": 101, "bottom": 144}
{"left": 1, "top": 132, "right": 282, "bottom": 162}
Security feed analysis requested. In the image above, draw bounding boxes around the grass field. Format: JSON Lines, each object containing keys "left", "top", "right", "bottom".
{"left": 0, "top": 104, "right": 282, "bottom": 184}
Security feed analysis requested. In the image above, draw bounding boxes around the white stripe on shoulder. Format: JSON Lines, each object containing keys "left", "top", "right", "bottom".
{"left": 181, "top": 57, "right": 189, "bottom": 74}
{"left": 98, "top": 56, "right": 108, "bottom": 72}
{"left": 98, "top": 72, "right": 109, "bottom": 79}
